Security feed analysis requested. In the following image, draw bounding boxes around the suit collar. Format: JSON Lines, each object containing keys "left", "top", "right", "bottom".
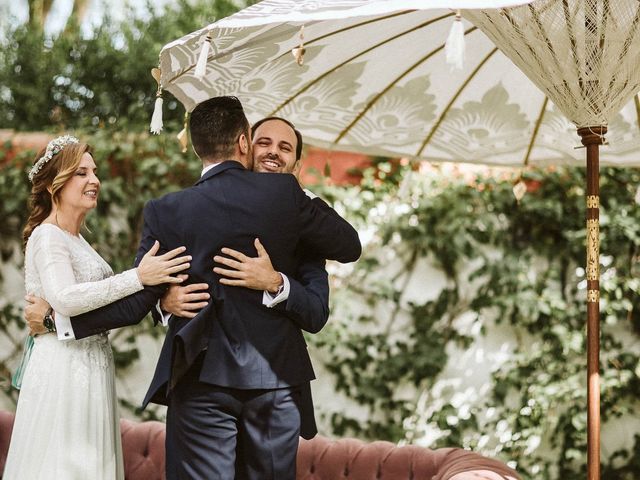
{"left": 195, "top": 160, "right": 246, "bottom": 185}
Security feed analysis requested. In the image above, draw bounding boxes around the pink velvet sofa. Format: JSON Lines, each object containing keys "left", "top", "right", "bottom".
{"left": 0, "top": 410, "right": 519, "bottom": 479}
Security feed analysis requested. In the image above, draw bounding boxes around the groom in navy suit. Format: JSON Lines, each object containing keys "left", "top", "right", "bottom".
{"left": 55, "top": 96, "right": 361, "bottom": 479}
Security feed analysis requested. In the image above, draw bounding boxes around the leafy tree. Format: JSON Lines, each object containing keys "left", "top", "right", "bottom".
{"left": 0, "top": 0, "right": 243, "bottom": 132}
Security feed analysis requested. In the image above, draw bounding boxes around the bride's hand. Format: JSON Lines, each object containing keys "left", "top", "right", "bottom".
{"left": 137, "top": 241, "right": 191, "bottom": 286}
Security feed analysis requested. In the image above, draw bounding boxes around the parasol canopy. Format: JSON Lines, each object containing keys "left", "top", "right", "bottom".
{"left": 157, "top": 0, "right": 640, "bottom": 167}
{"left": 155, "top": 2, "right": 640, "bottom": 479}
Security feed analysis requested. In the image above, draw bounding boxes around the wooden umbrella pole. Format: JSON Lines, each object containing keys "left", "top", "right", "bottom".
{"left": 577, "top": 125, "right": 606, "bottom": 480}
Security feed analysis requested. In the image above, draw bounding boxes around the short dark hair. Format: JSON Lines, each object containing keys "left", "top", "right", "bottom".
{"left": 251, "top": 117, "right": 303, "bottom": 160}
{"left": 189, "top": 96, "right": 250, "bottom": 161}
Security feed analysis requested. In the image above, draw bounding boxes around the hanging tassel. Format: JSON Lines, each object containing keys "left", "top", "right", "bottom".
{"left": 291, "top": 25, "right": 306, "bottom": 66}
{"left": 445, "top": 10, "right": 465, "bottom": 71}
{"left": 512, "top": 174, "right": 527, "bottom": 203}
{"left": 177, "top": 112, "right": 189, "bottom": 153}
{"left": 150, "top": 94, "right": 163, "bottom": 135}
{"left": 194, "top": 32, "right": 212, "bottom": 80}
{"left": 150, "top": 67, "right": 163, "bottom": 135}
{"left": 177, "top": 127, "right": 188, "bottom": 152}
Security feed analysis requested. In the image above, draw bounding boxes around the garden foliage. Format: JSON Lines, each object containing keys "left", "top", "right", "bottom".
{"left": 0, "top": 3, "right": 639, "bottom": 479}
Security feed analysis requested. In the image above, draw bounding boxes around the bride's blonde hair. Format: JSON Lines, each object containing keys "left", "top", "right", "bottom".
{"left": 23, "top": 142, "right": 92, "bottom": 246}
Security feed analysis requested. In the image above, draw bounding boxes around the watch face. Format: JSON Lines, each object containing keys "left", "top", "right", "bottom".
{"left": 44, "top": 315, "right": 54, "bottom": 331}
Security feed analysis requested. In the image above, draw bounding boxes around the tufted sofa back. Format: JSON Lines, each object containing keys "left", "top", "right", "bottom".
{"left": 120, "top": 418, "right": 166, "bottom": 479}
{"left": 296, "top": 435, "right": 519, "bottom": 480}
{"left": 0, "top": 410, "right": 519, "bottom": 479}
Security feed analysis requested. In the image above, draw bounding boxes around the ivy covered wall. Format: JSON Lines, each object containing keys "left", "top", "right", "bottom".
{"left": 2, "top": 144, "right": 639, "bottom": 479}
{"left": 309, "top": 161, "right": 640, "bottom": 479}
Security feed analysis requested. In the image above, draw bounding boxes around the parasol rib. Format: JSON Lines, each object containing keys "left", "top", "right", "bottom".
{"left": 528, "top": 4, "right": 561, "bottom": 70}
{"left": 333, "top": 25, "right": 479, "bottom": 145}
{"left": 635, "top": 94, "right": 640, "bottom": 133}
{"left": 562, "top": 1, "right": 584, "bottom": 102}
{"left": 614, "top": 5, "right": 640, "bottom": 86}
{"left": 166, "top": 26, "right": 301, "bottom": 84}
{"left": 416, "top": 47, "right": 498, "bottom": 158}
{"left": 167, "top": 10, "right": 417, "bottom": 85}
{"left": 497, "top": 8, "right": 579, "bottom": 113}
{"left": 523, "top": 96, "right": 549, "bottom": 166}
{"left": 274, "top": 10, "right": 419, "bottom": 60}
{"left": 584, "top": 0, "right": 603, "bottom": 115}
{"left": 601, "top": 0, "right": 609, "bottom": 52}
{"left": 527, "top": 4, "right": 577, "bottom": 109}
{"left": 270, "top": 12, "right": 454, "bottom": 116}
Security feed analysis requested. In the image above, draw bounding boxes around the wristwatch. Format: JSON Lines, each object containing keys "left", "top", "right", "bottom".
{"left": 43, "top": 307, "right": 56, "bottom": 333}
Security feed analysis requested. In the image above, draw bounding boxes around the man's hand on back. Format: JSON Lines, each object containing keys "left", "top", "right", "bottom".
{"left": 213, "top": 238, "right": 283, "bottom": 293}
{"left": 160, "top": 275, "right": 210, "bottom": 319}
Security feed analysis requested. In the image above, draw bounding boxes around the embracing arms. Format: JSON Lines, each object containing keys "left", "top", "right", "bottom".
{"left": 294, "top": 182, "right": 361, "bottom": 263}
{"left": 25, "top": 223, "right": 188, "bottom": 337}
{"left": 51, "top": 201, "right": 187, "bottom": 340}
{"left": 162, "top": 238, "right": 330, "bottom": 334}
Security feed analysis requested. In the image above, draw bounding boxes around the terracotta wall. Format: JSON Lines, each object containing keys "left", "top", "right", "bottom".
{"left": 299, "top": 147, "right": 371, "bottom": 186}
{"left": 0, "top": 130, "right": 52, "bottom": 165}
{"left": 0, "top": 130, "right": 371, "bottom": 187}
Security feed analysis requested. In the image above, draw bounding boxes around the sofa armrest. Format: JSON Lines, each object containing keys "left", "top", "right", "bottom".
{"left": 0, "top": 410, "right": 15, "bottom": 475}
{"left": 433, "top": 448, "right": 520, "bottom": 479}
{"left": 297, "top": 436, "right": 520, "bottom": 480}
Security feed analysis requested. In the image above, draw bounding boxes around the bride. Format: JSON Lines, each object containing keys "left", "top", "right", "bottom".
{"left": 3, "top": 135, "right": 191, "bottom": 479}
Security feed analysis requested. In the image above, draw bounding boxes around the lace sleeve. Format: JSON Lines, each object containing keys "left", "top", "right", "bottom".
{"left": 32, "top": 227, "right": 143, "bottom": 317}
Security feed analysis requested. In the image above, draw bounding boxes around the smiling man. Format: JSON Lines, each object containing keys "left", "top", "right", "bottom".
{"left": 252, "top": 116, "right": 303, "bottom": 175}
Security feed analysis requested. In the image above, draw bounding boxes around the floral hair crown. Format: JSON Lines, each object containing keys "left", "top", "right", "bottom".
{"left": 28, "top": 135, "right": 80, "bottom": 183}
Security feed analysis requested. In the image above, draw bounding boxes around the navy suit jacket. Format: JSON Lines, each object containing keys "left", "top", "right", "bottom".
{"left": 266, "top": 256, "right": 327, "bottom": 439}
{"left": 69, "top": 161, "right": 360, "bottom": 433}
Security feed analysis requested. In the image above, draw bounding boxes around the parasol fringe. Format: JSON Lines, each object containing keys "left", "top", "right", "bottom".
{"left": 291, "top": 25, "right": 306, "bottom": 66}
{"left": 512, "top": 177, "right": 527, "bottom": 202}
{"left": 150, "top": 67, "right": 163, "bottom": 134}
{"left": 195, "top": 33, "right": 212, "bottom": 80}
{"left": 445, "top": 10, "right": 465, "bottom": 70}
{"left": 150, "top": 94, "right": 164, "bottom": 134}
{"left": 177, "top": 112, "right": 189, "bottom": 152}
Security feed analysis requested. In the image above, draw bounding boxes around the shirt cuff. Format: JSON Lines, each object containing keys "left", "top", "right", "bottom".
{"left": 54, "top": 313, "right": 76, "bottom": 341}
{"left": 156, "top": 300, "right": 171, "bottom": 327}
{"left": 262, "top": 273, "right": 290, "bottom": 308}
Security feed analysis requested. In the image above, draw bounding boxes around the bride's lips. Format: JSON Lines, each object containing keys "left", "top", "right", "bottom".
{"left": 83, "top": 189, "right": 99, "bottom": 199}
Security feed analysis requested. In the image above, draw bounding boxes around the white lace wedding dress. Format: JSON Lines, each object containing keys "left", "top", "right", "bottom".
{"left": 3, "top": 223, "right": 144, "bottom": 480}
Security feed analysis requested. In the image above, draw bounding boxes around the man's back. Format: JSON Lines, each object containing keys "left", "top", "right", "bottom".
{"left": 146, "top": 161, "right": 359, "bottom": 389}
{"left": 152, "top": 163, "right": 306, "bottom": 287}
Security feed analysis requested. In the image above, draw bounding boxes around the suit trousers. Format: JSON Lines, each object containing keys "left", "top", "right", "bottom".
{"left": 166, "top": 357, "right": 301, "bottom": 480}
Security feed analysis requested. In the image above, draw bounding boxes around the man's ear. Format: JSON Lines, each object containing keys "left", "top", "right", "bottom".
{"left": 238, "top": 133, "right": 249, "bottom": 155}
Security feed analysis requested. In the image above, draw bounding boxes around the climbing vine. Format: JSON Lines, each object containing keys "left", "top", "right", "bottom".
{"left": 309, "top": 161, "right": 640, "bottom": 480}
{"left": 1, "top": 2, "right": 639, "bottom": 478}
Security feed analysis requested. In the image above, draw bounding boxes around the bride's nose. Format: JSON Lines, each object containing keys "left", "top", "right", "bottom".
{"left": 88, "top": 171, "right": 100, "bottom": 185}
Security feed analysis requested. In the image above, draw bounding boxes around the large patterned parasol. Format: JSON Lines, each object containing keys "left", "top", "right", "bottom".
{"left": 155, "top": 2, "right": 640, "bottom": 478}
{"left": 156, "top": 0, "right": 640, "bottom": 168}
